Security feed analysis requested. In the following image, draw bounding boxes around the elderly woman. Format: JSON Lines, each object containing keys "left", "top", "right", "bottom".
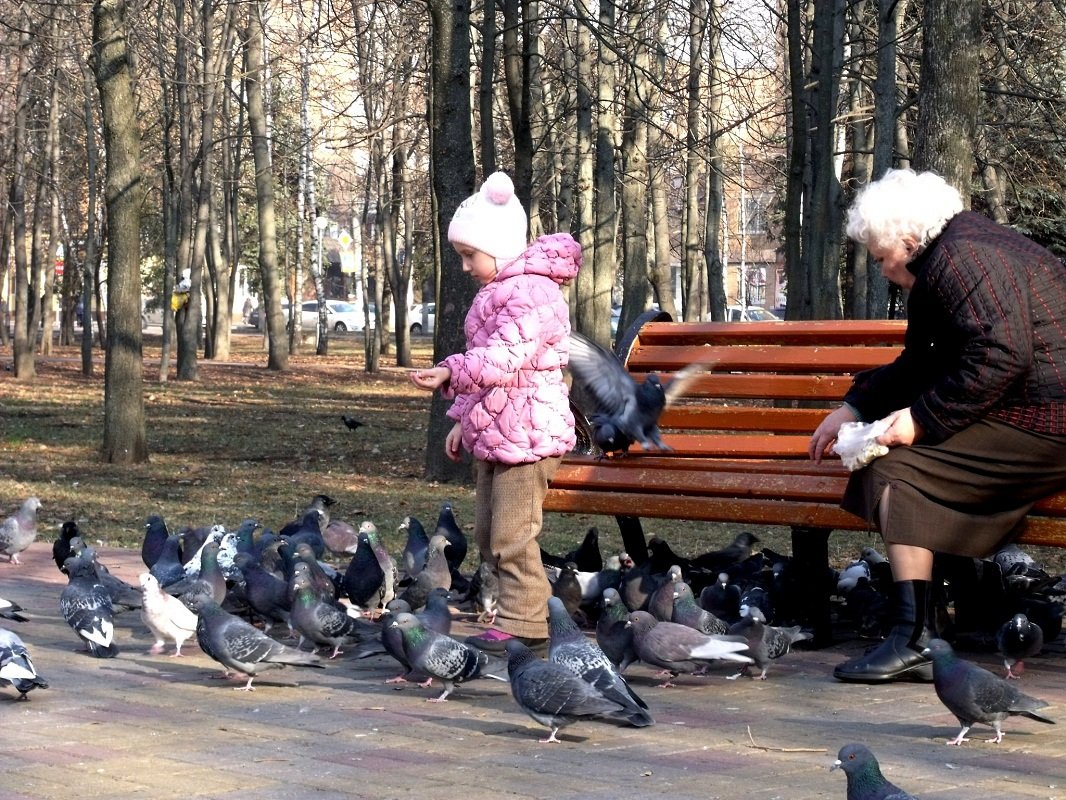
{"left": 809, "top": 169, "right": 1066, "bottom": 684}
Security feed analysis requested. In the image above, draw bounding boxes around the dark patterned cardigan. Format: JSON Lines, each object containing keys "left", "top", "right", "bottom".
{"left": 844, "top": 211, "right": 1066, "bottom": 443}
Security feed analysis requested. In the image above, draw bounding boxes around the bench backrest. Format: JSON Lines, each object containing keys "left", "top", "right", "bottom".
{"left": 616, "top": 319, "right": 907, "bottom": 459}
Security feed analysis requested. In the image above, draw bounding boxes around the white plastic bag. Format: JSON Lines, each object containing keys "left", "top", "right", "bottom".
{"left": 832, "top": 418, "right": 891, "bottom": 471}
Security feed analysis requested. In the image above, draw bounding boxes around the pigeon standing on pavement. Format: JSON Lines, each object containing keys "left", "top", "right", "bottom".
{"left": 923, "top": 638, "right": 1055, "bottom": 745}
{"left": 626, "top": 610, "right": 751, "bottom": 686}
{"left": 831, "top": 743, "right": 918, "bottom": 800}
{"left": 183, "top": 592, "right": 323, "bottom": 691}
{"left": 390, "top": 612, "right": 506, "bottom": 702}
{"left": 0, "top": 627, "right": 49, "bottom": 699}
{"left": 547, "top": 597, "right": 652, "bottom": 727}
{"left": 551, "top": 562, "right": 584, "bottom": 620}
{"left": 149, "top": 533, "right": 187, "bottom": 588}
{"left": 0, "top": 596, "right": 28, "bottom": 623}
{"left": 505, "top": 639, "right": 644, "bottom": 744}
{"left": 648, "top": 566, "right": 685, "bottom": 622}
{"left": 141, "top": 515, "right": 170, "bottom": 569}
{"left": 474, "top": 561, "right": 499, "bottom": 624}
{"left": 399, "top": 516, "right": 430, "bottom": 579}
{"left": 233, "top": 552, "right": 291, "bottom": 630}
{"left": 726, "top": 606, "right": 811, "bottom": 680}
{"left": 434, "top": 502, "right": 468, "bottom": 573}
{"left": 672, "top": 581, "right": 730, "bottom": 635}
{"left": 289, "top": 563, "right": 373, "bottom": 658}
{"left": 139, "top": 572, "right": 199, "bottom": 656}
{"left": 0, "top": 496, "right": 41, "bottom": 565}
{"left": 398, "top": 534, "right": 451, "bottom": 610}
{"left": 53, "top": 520, "right": 81, "bottom": 572}
{"left": 996, "top": 613, "right": 1044, "bottom": 679}
{"left": 699, "top": 572, "right": 742, "bottom": 623}
{"left": 596, "top": 588, "right": 638, "bottom": 672}
{"left": 567, "top": 331, "right": 708, "bottom": 454}
{"left": 59, "top": 556, "right": 119, "bottom": 658}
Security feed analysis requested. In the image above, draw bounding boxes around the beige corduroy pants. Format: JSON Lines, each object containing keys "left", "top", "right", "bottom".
{"left": 473, "top": 456, "right": 561, "bottom": 639}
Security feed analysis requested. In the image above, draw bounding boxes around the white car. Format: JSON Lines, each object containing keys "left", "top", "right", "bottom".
{"left": 408, "top": 302, "right": 435, "bottom": 335}
{"left": 725, "top": 305, "right": 781, "bottom": 322}
{"left": 299, "top": 300, "right": 365, "bottom": 332}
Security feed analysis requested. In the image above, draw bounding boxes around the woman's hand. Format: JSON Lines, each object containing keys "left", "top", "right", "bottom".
{"left": 409, "top": 366, "right": 451, "bottom": 391}
{"left": 809, "top": 404, "right": 858, "bottom": 464}
{"left": 445, "top": 422, "right": 463, "bottom": 462}
{"left": 877, "top": 408, "right": 923, "bottom": 447}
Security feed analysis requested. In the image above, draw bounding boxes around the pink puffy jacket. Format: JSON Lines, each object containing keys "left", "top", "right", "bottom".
{"left": 441, "top": 232, "right": 582, "bottom": 464}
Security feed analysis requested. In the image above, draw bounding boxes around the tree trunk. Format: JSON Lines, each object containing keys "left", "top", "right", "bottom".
{"left": 501, "top": 0, "right": 535, "bottom": 207}
{"left": 782, "top": 0, "right": 809, "bottom": 320}
{"left": 913, "top": 0, "right": 981, "bottom": 199}
{"left": 244, "top": 7, "right": 287, "bottom": 371}
{"left": 569, "top": 6, "right": 597, "bottom": 334}
{"left": 425, "top": 0, "right": 477, "bottom": 482}
{"left": 591, "top": 0, "right": 619, "bottom": 346}
{"left": 80, "top": 61, "right": 100, "bottom": 376}
{"left": 93, "top": 0, "right": 148, "bottom": 464}
{"left": 478, "top": 5, "right": 497, "bottom": 178}
{"left": 11, "top": 21, "right": 35, "bottom": 380}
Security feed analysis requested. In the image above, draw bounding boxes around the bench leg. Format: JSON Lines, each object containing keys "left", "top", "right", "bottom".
{"left": 791, "top": 526, "right": 833, "bottom": 648}
{"left": 614, "top": 515, "right": 649, "bottom": 566}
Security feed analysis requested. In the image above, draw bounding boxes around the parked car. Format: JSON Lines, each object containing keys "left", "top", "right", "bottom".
{"left": 299, "top": 299, "right": 364, "bottom": 332}
{"left": 408, "top": 302, "right": 435, "bottom": 335}
{"left": 725, "top": 305, "right": 780, "bottom": 322}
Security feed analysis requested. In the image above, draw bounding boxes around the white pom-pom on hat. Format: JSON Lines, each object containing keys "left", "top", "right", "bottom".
{"left": 448, "top": 171, "right": 529, "bottom": 262}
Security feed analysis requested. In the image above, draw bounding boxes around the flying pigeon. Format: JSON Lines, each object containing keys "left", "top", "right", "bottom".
{"left": 567, "top": 331, "right": 708, "bottom": 454}
{"left": 689, "top": 532, "right": 761, "bottom": 574}
{"left": 139, "top": 572, "right": 198, "bottom": 656}
{"left": 626, "top": 610, "right": 751, "bottom": 687}
{"left": 0, "top": 595, "right": 29, "bottom": 623}
{"left": 596, "top": 588, "right": 638, "bottom": 672}
{"left": 505, "top": 639, "right": 645, "bottom": 744}
{"left": 59, "top": 555, "right": 119, "bottom": 658}
{"left": 389, "top": 612, "right": 506, "bottom": 702}
{"left": 923, "top": 638, "right": 1055, "bottom": 745}
{"left": 0, "top": 496, "right": 41, "bottom": 565}
{"left": 726, "top": 606, "right": 810, "bottom": 680}
{"left": 0, "top": 627, "right": 48, "bottom": 699}
{"left": 547, "top": 596, "right": 652, "bottom": 728}
{"left": 830, "top": 743, "right": 918, "bottom": 800}
{"left": 183, "top": 591, "right": 323, "bottom": 691}
{"left": 996, "top": 613, "right": 1044, "bottom": 679}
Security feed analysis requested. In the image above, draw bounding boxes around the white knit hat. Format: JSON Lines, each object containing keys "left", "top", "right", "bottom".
{"left": 447, "top": 171, "right": 528, "bottom": 261}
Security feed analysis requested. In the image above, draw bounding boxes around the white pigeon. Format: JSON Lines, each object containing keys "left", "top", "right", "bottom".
{"left": 836, "top": 559, "right": 871, "bottom": 594}
{"left": 181, "top": 525, "right": 227, "bottom": 579}
{"left": 139, "top": 572, "right": 198, "bottom": 656}
{"left": 0, "top": 626, "right": 48, "bottom": 698}
{"left": 0, "top": 497, "right": 41, "bottom": 565}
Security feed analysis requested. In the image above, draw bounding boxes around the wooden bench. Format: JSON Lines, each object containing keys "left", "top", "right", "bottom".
{"left": 544, "top": 311, "right": 1066, "bottom": 646}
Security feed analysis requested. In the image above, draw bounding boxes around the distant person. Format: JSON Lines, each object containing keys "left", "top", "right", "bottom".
{"left": 409, "top": 171, "right": 582, "bottom": 656}
{"left": 242, "top": 297, "right": 254, "bottom": 324}
{"left": 809, "top": 168, "right": 1066, "bottom": 684}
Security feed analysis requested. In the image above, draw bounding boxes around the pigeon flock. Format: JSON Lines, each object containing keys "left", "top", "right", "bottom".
{"left": 0, "top": 491, "right": 1062, "bottom": 795}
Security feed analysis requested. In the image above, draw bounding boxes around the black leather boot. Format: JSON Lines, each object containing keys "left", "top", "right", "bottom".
{"left": 834, "top": 580, "right": 934, "bottom": 683}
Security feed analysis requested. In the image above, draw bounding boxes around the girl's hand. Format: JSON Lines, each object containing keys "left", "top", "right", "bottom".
{"left": 410, "top": 366, "right": 451, "bottom": 391}
{"left": 877, "top": 408, "right": 923, "bottom": 447}
{"left": 445, "top": 422, "right": 463, "bottom": 462}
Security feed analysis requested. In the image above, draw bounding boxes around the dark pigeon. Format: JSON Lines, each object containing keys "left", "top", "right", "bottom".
{"left": 0, "top": 626, "right": 49, "bottom": 699}
{"left": 672, "top": 581, "right": 729, "bottom": 635}
{"left": 390, "top": 612, "right": 506, "bottom": 702}
{"left": 59, "top": 556, "right": 119, "bottom": 658}
{"left": 831, "top": 743, "right": 918, "bottom": 800}
{"left": 166, "top": 540, "right": 227, "bottom": 604}
{"left": 434, "top": 502, "right": 468, "bottom": 573}
{"left": 342, "top": 525, "right": 388, "bottom": 609}
{"left": 282, "top": 510, "right": 327, "bottom": 561}
{"left": 53, "top": 520, "right": 81, "bottom": 572}
{"left": 0, "top": 596, "right": 29, "bottom": 623}
{"left": 690, "top": 532, "right": 761, "bottom": 574}
{"left": 923, "top": 638, "right": 1055, "bottom": 745}
{"left": 726, "top": 606, "right": 810, "bottom": 680}
{"left": 551, "top": 562, "right": 584, "bottom": 621}
{"left": 341, "top": 415, "right": 364, "bottom": 431}
{"left": 184, "top": 592, "right": 323, "bottom": 691}
{"left": 149, "top": 533, "right": 187, "bottom": 588}
{"left": 567, "top": 331, "right": 708, "bottom": 454}
{"left": 289, "top": 563, "right": 374, "bottom": 658}
{"left": 278, "top": 494, "right": 335, "bottom": 538}
{"left": 626, "top": 610, "right": 751, "bottom": 687}
{"left": 506, "top": 639, "right": 643, "bottom": 743}
{"left": 596, "top": 588, "right": 638, "bottom": 672}
{"left": 996, "top": 613, "right": 1044, "bottom": 680}
{"left": 234, "top": 553, "right": 291, "bottom": 630}
{"left": 542, "top": 527, "right": 603, "bottom": 573}
{"left": 547, "top": 597, "right": 652, "bottom": 727}
{"left": 699, "top": 572, "right": 742, "bottom": 623}
{"left": 141, "top": 515, "right": 170, "bottom": 569}
{"left": 399, "top": 515, "right": 430, "bottom": 579}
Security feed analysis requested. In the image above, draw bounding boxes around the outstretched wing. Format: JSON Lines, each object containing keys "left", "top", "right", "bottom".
{"left": 662, "top": 362, "right": 710, "bottom": 407}
{"left": 567, "top": 333, "right": 639, "bottom": 422}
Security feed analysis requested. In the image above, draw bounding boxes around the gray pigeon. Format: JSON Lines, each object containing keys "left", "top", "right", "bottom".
{"left": 0, "top": 595, "right": 29, "bottom": 623}
{"left": 996, "top": 613, "right": 1044, "bottom": 679}
{"left": 923, "top": 638, "right": 1055, "bottom": 745}
{"left": 726, "top": 606, "right": 811, "bottom": 680}
{"left": 831, "top": 743, "right": 918, "bottom": 800}
{"left": 626, "top": 610, "right": 751, "bottom": 687}
{"left": 390, "top": 612, "right": 506, "bottom": 702}
{"left": 69, "top": 542, "right": 142, "bottom": 613}
{"left": 505, "top": 639, "right": 644, "bottom": 743}
{"left": 475, "top": 561, "right": 499, "bottom": 624}
{"left": 183, "top": 592, "right": 323, "bottom": 691}
{"left": 567, "top": 332, "right": 707, "bottom": 453}
{"left": 547, "top": 597, "right": 652, "bottom": 727}
{"left": 0, "top": 496, "right": 41, "bottom": 565}
{"left": 551, "top": 562, "right": 584, "bottom": 620}
{"left": 672, "top": 581, "right": 729, "bottom": 635}
{"left": 398, "top": 534, "right": 451, "bottom": 611}
{"left": 0, "top": 626, "right": 48, "bottom": 699}
{"left": 596, "top": 588, "right": 638, "bottom": 672}
{"left": 399, "top": 515, "right": 430, "bottom": 578}
{"left": 59, "top": 556, "right": 119, "bottom": 658}
{"left": 139, "top": 572, "right": 198, "bottom": 656}
{"left": 322, "top": 518, "right": 361, "bottom": 557}
{"left": 289, "top": 562, "right": 374, "bottom": 657}
{"left": 647, "top": 565, "right": 684, "bottom": 622}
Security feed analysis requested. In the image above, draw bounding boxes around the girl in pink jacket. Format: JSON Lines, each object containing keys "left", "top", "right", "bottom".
{"left": 410, "top": 172, "right": 580, "bottom": 654}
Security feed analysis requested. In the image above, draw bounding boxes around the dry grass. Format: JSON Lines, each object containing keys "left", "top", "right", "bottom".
{"left": 2, "top": 330, "right": 1062, "bottom": 574}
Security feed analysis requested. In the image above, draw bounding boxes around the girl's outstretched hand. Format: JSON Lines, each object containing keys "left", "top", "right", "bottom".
{"left": 410, "top": 366, "right": 451, "bottom": 391}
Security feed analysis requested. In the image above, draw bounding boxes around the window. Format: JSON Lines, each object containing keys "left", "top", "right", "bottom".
{"left": 744, "top": 194, "right": 769, "bottom": 235}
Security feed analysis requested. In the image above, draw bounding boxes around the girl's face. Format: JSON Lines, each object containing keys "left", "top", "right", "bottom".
{"left": 868, "top": 235, "right": 918, "bottom": 291}
{"left": 454, "top": 244, "right": 498, "bottom": 285}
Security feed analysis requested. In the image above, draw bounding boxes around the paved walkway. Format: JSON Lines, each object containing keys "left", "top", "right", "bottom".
{"left": 1, "top": 547, "right": 1062, "bottom": 800}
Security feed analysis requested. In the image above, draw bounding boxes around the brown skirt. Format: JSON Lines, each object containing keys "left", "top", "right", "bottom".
{"left": 841, "top": 418, "right": 1066, "bottom": 558}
